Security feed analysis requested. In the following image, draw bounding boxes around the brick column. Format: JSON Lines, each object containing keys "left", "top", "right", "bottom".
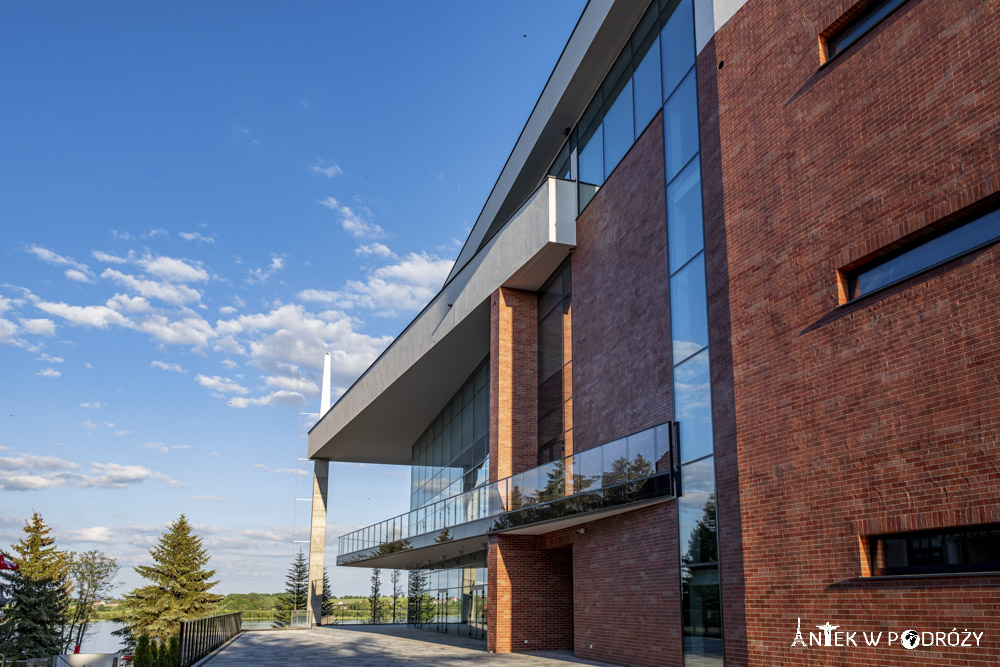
{"left": 489, "top": 287, "right": 538, "bottom": 482}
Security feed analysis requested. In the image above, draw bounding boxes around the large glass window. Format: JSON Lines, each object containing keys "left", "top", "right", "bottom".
{"left": 868, "top": 523, "right": 1000, "bottom": 576}
{"left": 664, "top": 70, "right": 699, "bottom": 182}
{"left": 661, "top": 0, "right": 695, "bottom": 99}
{"left": 667, "top": 156, "right": 704, "bottom": 271}
{"left": 825, "top": 0, "right": 909, "bottom": 61}
{"left": 538, "top": 259, "right": 572, "bottom": 465}
{"left": 669, "top": 253, "right": 708, "bottom": 364}
{"left": 673, "top": 349, "right": 713, "bottom": 463}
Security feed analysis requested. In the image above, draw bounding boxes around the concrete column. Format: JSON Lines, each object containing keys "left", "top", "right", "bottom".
{"left": 306, "top": 458, "right": 329, "bottom": 626}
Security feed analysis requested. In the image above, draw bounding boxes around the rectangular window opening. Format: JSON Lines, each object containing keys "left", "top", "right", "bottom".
{"left": 866, "top": 523, "right": 1000, "bottom": 576}
{"left": 842, "top": 205, "right": 1000, "bottom": 303}
{"left": 821, "top": 0, "right": 909, "bottom": 63}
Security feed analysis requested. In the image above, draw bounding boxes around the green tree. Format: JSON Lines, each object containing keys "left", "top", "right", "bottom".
{"left": 0, "top": 513, "right": 70, "bottom": 660}
{"left": 321, "top": 567, "right": 335, "bottom": 618}
{"left": 368, "top": 569, "right": 384, "bottom": 623}
{"left": 62, "top": 550, "right": 119, "bottom": 653}
{"left": 117, "top": 515, "right": 222, "bottom": 643}
{"left": 133, "top": 634, "right": 152, "bottom": 667}
{"left": 279, "top": 549, "right": 308, "bottom": 613}
{"left": 390, "top": 569, "right": 401, "bottom": 623}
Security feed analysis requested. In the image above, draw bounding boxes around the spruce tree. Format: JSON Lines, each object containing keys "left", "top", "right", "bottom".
{"left": 321, "top": 567, "right": 335, "bottom": 618}
{"left": 368, "top": 569, "right": 384, "bottom": 623}
{"left": 279, "top": 549, "right": 309, "bottom": 612}
{"left": 133, "top": 634, "right": 152, "bottom": 667}
{"left": 0, "top": 513, "right": 70, "bottom": 660}
{"left": 118, "top": 515, "right": 222, "bottom": 643}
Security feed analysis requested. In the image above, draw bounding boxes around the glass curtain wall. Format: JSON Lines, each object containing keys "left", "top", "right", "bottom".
{"left": 410, "top": 359, "right": 490, "bottom": 510}
{"left": 661, "top": 1, "right": 723, "bottom": 664}
{"left": 407, "top": 359, "right": 490, "bottom": 639}
{"left": 546, "top": 0, "right": 723, "bottom": 663}
{"left": 538, "top": 259, "right": 573, "bottom": 465}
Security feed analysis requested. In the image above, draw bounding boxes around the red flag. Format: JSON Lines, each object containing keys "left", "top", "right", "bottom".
{"left": 0, "top": 554, "right": 18, "bottom": 570}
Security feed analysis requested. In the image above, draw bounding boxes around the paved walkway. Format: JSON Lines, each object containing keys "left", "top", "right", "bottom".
{"left": 202, "top": 626, "right": 621, "bottom": 666}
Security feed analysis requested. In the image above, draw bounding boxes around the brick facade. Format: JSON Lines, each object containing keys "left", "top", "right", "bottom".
{"left": 572, "top": 112, "right": 673, "bottom": 453}
{"left": 702, "top": 0, "right": 1000, "bottom": 664}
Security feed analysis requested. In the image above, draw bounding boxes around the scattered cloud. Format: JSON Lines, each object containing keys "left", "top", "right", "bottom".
{"left": 179, "top": 232, "right": 215, "bottom": 244}
{"left": 141, "top": 441, "right": 191, "bottom": 454}
{"left": 139, "top": 255, "right": 209, "bottom": 283}
{"left": 25, "top": 245, "right": 94, "bottom": 283}
{"left": 101, "top": 269, "right": 201, "bottom": 305}
{"left": 246, "top": 256, "right": 285, "bottom": 285}
{"left": 195, "top": 374, "right": 249, "bottom": 395}
{"left": 221, "top": 359, "right": 238, "bottom": 369}
{"left": 92, "top": 250, "right": 129, "bottom": 264}
{"left": 20, "top": 318, "right": 56, "bottom": 336}
{"left": 298, "top": 251, "right": 452, "bottom": 316}
{"left": 317, "top": 197, "right": 385, "bottom": 239}
{"left": 136, "top": 313, "right": 215, "bottom": 348}
{"left": 355, "top": 243, "right": 394, "bottom": 258}
{"left": 0, "top": 453, "right": 80, "bottom": 472}
{"left": 66, "top": 526, "right": 113, "bottom": 543}
{"left": 150, "top": 360, "right": 186, "bottom": 373}
{"left": 219, "top": 306, "right": 237, "bottom": 315}
{"left": 227, "top": 390, "right": 305, "bottom": 409}
{"left": 37, "top": 368, "right": 61, "bottom": 378}
{"left": 262, "top": 375, "right": 317, "bottom": 394}
{"left": 83, "top": 419, "right": 116, "bottom": 432}
{"left": 35, "top": 299, "right": 129, "bottom": 328}
{"left": 79, "top": 462, "right": 183, "bottom": 489}
{"left": 38, "top": 353, "right": 64, "bottom": 364}
{"left": 310, "top": 159, "right": 343, "bottom": 178}
{"left": 79, "top": 402, "right": 104, "bottom": 409}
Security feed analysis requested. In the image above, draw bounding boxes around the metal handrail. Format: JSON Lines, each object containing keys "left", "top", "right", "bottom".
{"left": 177, "top": 612, "right": 242, "bottom": 667}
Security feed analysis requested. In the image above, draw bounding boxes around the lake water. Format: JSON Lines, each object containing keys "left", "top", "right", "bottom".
{"left": 76, "top": 621, "right": 126, "bottom": 654}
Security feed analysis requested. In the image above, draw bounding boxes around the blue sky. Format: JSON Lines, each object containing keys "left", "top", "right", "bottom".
{"left": 0, "top": 1, "right": 585, "bottom": 596}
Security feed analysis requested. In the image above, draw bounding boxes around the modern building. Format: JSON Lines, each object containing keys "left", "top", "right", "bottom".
{"left": 305, "top": 0, "right": 1000, "bottom": 664}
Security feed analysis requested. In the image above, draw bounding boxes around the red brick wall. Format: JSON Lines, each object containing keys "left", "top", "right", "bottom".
{"left": 570, "top": 504, "right": 682, "bottom": 667}
{"left": 487, "top": 534, "right": 573, "bottom": 653}
{"left": 490, "top": 287, "right": 538, "bottom": 481}
{"left": 573, "top": 112, "right": 673, "bottom": 452}
{"left": 704, "top": 0, "right": 1000, "bottom": 664}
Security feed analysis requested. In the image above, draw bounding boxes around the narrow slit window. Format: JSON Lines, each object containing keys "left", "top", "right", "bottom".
{"left": 824, "top": 0, "right": 909, "bottom": 62}
{"left": 846, "top": 206, "right": 1000, "bottom": 301}
{"left": 867, "top": 523, "right": 1000, "bottom": 576}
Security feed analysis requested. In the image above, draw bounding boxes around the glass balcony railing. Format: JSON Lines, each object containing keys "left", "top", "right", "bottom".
{"left": 337, "top": 422, "right": 677, "bottom": 562}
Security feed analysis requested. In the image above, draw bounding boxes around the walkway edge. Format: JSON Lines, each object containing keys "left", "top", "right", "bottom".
{"left": 189, "top": 631, "right": 244, "bottom": 667}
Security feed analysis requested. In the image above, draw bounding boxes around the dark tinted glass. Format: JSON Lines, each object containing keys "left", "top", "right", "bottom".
{"left": 870, "top": 523, "right": 1000, "bottom": 575}
{"left": 851, "top": 208, "right": 1000, "bottom": 299}
{"left": 826, "top": 0, "right": 909, "bottom": 60}
{"left": 661, "top": 0, "right": 695, "bottom": 99}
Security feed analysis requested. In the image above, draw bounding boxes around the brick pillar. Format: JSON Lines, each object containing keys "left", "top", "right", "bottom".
{"left": 489, "top": 287, "right": 538, "bottom": 482}
{"left": 488, "top": 534, "right": 573, "bottom": 653}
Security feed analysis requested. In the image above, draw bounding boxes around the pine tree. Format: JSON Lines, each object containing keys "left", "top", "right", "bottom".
{"left": 278, "top": 549, "right": 308, "bottom": 613}
{"left": 321, "top": 567, "right": 335, "bottom": 618}
{"left": 390, "top": 570, "right": 401, "bottom": 623}
{"left": 117, "top": 515, "right": 222, "bottom": 643}
{"left": 0, "top": 512, "right": 70, "bottom": 660}
{"left": 368, "top": 569, "right": 384, "bottom": 623}
{"left": 133, "top": 634, "right": 152, "bottom": 667}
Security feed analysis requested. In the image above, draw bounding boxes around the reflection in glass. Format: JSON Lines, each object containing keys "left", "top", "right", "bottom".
{"left": 633, "top": 35, "right": 661, "bottom": 136}
{"left": 667, "top": 155, "right": 704, "bottom": 272}
{"left": 673, "top": 349, "right": 713, "bottom": 463}
{"left": 664, "top": 70, "right": 699, "bottom": 183}
{"left": 661, "top": 0, "right": 695, "bottom": 99}
{"left": 670, "top": 252, "right": 709, "bottom": 365}
{"left": 603, "top": 80, "right": 634, "bottom": 176}
{"left": 679, "top": 459, "right": 717, "bottom": 566}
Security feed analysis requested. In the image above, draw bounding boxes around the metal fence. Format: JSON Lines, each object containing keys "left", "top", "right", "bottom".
{"left": 177, "top": 612, "right": 242, "bottom": 667}
{"left": 239, "top": 610, "right": 310, "bottom": 630}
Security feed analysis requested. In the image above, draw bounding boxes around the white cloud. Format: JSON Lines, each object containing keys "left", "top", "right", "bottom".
{"left": 227, "top": 390, "right": 305, "bottom": 409}
{"left": 0, "top": 452, "right": 78, "bottom": 491}
{"left": 219, "top": 306, "right": 237, "bottom": 315}
{"left": 310, "top": 159, "right": 343, "bottom": 178}
{"left": 114, "top": 430, "right": 132, "bottom": 437}
{"left": 141, "top": 441, "right": 191, "bottom": 454}
{"left": 246, "top": 256, "right": 285, "bottom": 285}
{"left": 92, "top": 250, "right": 128, "bottom": 264}
{"left": 0, "top": 453, "right": 80, "bottom": 472}
{"left": 195, "top": 374, "right": 249, "bottom": 395}
{"left": 65, "top": 269, "right": 92, "bottom": 283}
{"left": 20, "top": 318, "right": 56, "bottom": 336}
{"left": 35, "top": 300, "right": 130, "bottom": 329}
{"left": 317, "top": 197, "right": 385, "bottom": 239}
{"left": 355, "top": 243, "right": 394, "bottom": 258}
{"left": 262, "top": 375, "right": 317, "bottom": 394}
{"left": 139, "top": 255, "right": 209, "bottom": 283}
{"left": 102, "top": 269, "right": 201, "bottom": 305}
{"left": 0, "top": 318, "right": 20, "bottom": 346}
{"left": 37, "top": 368, "right": 61, "bottom": 378}
{"left": 84, "top": 362, "right": 95, "bottom": 370}
{"left": 26, "top": 245, "right": 94, "bottom": 282}
{"left": 107, "top": 293, "right": 152, "bottom": 313}
{"left": 179, "top": 232, "right": 215, "bottom": 243}
{"left": 79, "top": 462, "right": 184, "bottom": 489}
{"left": 0, "top": 471, "right": 69, "bottom": 491}
{"left": 66, "top": 526, "right": 113, "bottom": 543}
{"left": 80, "top": 402, "right": 104, "bottom": 409}
{"left": 83, "top": 419, "right": 116, "bottom": 432}
{"left": 298, "top": 252, "right": 452, "bottom": 316}
{"left": 150, "top": 360, "right": 186, "bottom": 373}
{"left": 221, "top": 359, "right": 238, "bottom": 369}
{"left": 38, "top": 353, "right": 64, "bottom": 363}
{"left": 190, "top": 494, "right": 225, "bottom": 502}
{"left": 136, "top": 314, "right": 215, "bottom": 348}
